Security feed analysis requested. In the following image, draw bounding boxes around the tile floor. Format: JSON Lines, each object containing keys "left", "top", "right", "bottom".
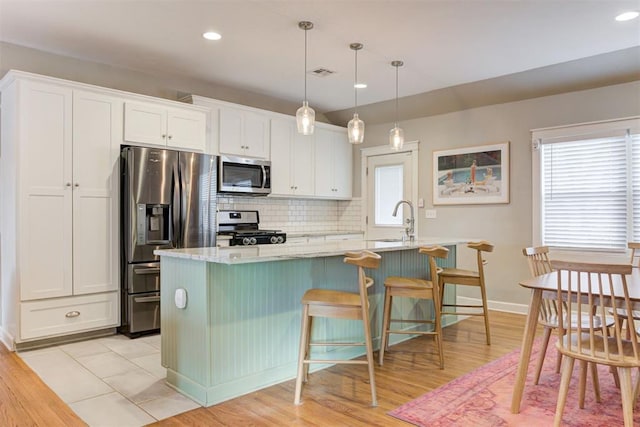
{"left": 18, "top": 333, "right": 201, "bottom": 427}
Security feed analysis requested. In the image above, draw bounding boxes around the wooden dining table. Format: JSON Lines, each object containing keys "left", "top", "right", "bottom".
{"left": 511, "top": 267, "right": 640, "bottom": 413}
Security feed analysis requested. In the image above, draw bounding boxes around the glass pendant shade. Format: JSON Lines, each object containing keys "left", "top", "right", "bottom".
{"left": 348, "top": 113, "right": 365, "bottom": 144}
{"left": 389, "top": 125, "right": 404, "bottom": 151}
{"left": 296, "top": 100, "right": 315, "bottom": 135}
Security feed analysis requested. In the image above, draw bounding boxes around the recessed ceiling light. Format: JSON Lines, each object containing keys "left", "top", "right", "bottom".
{"left": 203, "top": 31, "right": 222, "bottom": 41}
{"left": 615, "top": 11, "right": 639, "bottom": 21}
{"left": 355, "top": 83, "right": 367, "bottom": 89}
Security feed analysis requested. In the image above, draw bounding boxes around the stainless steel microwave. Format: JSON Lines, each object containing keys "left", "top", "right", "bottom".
{"left": 218, "top": 155, "right": 271, "bottom": 196}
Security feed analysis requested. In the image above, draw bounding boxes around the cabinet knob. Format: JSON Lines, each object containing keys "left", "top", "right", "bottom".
{"left": 65, "top": 182, "right": 72, "bottom": 187}
{"left": 74, "top": 183, "right": 80, "bottom": 187}
{"left": 65, "top": 310, "right": 80, "bottom": 318}
{"left": 162, "top": 134, "right": 167, "bottom": 139}
{"left": 168, "top": 135, "right": 173, "bottom": 140}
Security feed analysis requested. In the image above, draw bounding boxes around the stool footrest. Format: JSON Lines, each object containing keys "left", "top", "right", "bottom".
{"left": 303, "top": 359, "right": 368, "bottom": 365}
{"left": 309, "top": 342, "right": 364, "bottom": 347}
{"left": 443, "top": 303, "right": 484, "bottom": 308}
{"left": 389, "top": 318, "right": 435, "bottom": 325}
{"left": 386, "top": 329, "right": 437, "bottom": 335}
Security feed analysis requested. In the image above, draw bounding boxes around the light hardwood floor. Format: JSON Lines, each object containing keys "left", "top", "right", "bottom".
{"left": 1, "top": 311, "right": 534, "bottom": 426}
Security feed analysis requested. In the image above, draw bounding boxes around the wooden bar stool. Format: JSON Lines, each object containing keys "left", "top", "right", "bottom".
{"left": 294, "top": 250, "right": 381, "bottom": 406}
{"left": 438, "top": 241, "right": 494, "bottom": 345}
{"left": 379, "top": 245, "right": 449, "bottom": 368}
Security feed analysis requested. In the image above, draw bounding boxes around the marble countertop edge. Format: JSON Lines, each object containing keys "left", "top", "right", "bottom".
{"left": 155, "top": 237, "right": 472, "bottom": 265}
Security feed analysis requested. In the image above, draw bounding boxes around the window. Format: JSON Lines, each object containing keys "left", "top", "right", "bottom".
{"left": 532, "top": 117, "right": 640, "bottom": 251}
{"left": 374, "top": 164, "right": 404, "bottom": 226}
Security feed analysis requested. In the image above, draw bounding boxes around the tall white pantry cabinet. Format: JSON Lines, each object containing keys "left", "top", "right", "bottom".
{"left": 0, "top": 72, "right": 121, "bottom": 348}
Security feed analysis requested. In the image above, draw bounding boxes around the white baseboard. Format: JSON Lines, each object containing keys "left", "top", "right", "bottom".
{"left": 0, "top": 327, "right": 15, "bottom": 351}
{"left": 456, "top": 296, "right": 529, "bottom": 316}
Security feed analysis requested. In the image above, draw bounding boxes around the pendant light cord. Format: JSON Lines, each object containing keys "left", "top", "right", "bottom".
{"left": 394, "top": 64, "right": 399, "bottom": 127}
{"left": 354, "top": 48, "right": 358, "bottom": 112}
{"left": 304, "top": 27, "right": 308, "bottom": 102}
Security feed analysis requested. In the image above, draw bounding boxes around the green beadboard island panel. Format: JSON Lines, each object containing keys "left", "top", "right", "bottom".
{"left": 158, "top": 241, "right": 461, "bottom": 406}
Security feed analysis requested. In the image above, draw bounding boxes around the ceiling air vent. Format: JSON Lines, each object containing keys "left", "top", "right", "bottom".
{"left": 310, "top": 68, "right": 335, "bottom": 77}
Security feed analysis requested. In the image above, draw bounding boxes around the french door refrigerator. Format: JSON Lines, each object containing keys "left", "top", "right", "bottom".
{"left": 120, "top": 146, "right": 217, "bottom": 337}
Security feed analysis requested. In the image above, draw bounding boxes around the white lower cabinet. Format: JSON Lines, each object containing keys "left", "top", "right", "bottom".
{"left": 20, "top": 293, "right": 119, "bottom": 340}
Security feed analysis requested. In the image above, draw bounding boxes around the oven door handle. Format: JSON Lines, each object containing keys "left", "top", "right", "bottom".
{"left": 133, "top": 267, "right": 161, "bottom": 275}
{"left": 134, "top": 295, "right": 161, "bottom": 303}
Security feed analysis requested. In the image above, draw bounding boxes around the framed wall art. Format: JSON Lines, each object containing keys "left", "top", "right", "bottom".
{"left": 432, "top": 141, "right": 510, "bottom": 205}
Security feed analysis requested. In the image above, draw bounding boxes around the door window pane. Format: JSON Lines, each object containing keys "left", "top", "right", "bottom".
{"left": 375, "top": 164, "right": 403, "bottom": 225}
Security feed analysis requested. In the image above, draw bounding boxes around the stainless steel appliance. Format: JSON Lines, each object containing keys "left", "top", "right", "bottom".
{"left": 121, "top": 146, "right": 217, "bottom": 337}
{"left": 217, "top": 210, "right": 286, "bottom": 246}
{"left": 218, "top": 155, "right": 271, "bottom": 196}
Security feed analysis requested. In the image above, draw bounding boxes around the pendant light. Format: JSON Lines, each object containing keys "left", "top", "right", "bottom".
{"left": 296, "top": 21, "right": 315, "bottom": 135}
{"left": 347, "top": 43, "right": 365, "bottom": 144}
{"left": 389, "top": 60, "right": 405, "bottom": 151}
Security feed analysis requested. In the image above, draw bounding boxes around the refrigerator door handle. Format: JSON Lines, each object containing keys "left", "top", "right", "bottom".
{"left": 172, "top": 157, "right": 181, "bottom": 248}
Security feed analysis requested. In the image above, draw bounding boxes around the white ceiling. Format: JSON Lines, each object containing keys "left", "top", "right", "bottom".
{"left": 1, "top": 0, "right": 639, "bottom": 113}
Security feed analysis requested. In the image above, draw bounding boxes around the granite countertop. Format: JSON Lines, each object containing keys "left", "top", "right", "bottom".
{"left": 154, "top": 237, "right": 471, "bottom": 265}
{"left": 286, "top": 230, "right": 363, "bottom": 238}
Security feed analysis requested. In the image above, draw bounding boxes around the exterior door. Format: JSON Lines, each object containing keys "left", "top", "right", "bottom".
{"left": 365, "top": 151, "right": 413, "bottom": 240}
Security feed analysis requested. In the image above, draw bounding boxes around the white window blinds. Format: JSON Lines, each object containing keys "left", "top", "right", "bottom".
{"left": 541, "top": 136, "right": 627, "bottom": 250}
{"left": 533, "top": 117, "right": 640, "bottom": 251}
{"left": 632, "top": 133, "right": 640, "bottom": 242}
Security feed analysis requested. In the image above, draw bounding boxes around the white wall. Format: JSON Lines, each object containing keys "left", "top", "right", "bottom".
{"left": 359, "top": 81, "right": 640, "bottom": 309}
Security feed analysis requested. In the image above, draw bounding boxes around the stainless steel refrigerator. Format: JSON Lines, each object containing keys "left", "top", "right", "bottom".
{"left": 120, "top": 146, "right": 217, "bottom": 337}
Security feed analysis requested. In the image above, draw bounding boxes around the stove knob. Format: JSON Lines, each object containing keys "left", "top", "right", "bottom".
{"left": 249, "top": 237, "right": 257, "bottom": 245}
{"left": 242, "top": 237, "right": 252, "bottom": 245}
{"left": 270, "top": 235, "right": 279, "bottom": 244}
{"left": 276, "top": 236, "right": 284, "bottom": 243}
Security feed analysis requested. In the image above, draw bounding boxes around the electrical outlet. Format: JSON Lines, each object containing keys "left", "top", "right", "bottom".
{"left": 425, "top": 209, "right": 437, "bottom": 219}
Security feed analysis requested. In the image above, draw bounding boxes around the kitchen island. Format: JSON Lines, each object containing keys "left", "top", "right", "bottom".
{"left": 155, "top": 237, "right": 469, "bottom": 406}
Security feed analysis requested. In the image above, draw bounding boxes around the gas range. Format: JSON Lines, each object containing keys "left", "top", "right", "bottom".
{"left": 217, "top": 210, "right": 287, "bottom": 246}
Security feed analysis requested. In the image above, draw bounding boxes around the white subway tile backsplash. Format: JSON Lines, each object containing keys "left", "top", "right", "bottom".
{"left": 218, "top": 196, "right": 362, "bottom": 233}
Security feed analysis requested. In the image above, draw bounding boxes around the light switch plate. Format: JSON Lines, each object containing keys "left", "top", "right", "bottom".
{"left": 425, "top": 209, "right": 437, "bottom": 219}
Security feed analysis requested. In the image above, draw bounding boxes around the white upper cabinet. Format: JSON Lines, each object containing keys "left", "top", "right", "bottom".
{"left": 270, "top": 117, "right": 314, "bottom": 196}
{"left": 219, "top": 107, "right": 269, "bottom": 158}
{"left": 124, "top": 101, "right": 206, "bottom": 152}
{"left": 314, "top": 127, "right": 353, "bottom": 199}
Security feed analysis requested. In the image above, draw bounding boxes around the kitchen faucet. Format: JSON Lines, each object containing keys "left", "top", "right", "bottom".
{"left": 392, "top": 200, "right": 415, "bottom": 242}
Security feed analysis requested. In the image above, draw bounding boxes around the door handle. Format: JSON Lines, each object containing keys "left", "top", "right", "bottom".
{"left": 134, "top": 295, "right": 161, "bottom": 303}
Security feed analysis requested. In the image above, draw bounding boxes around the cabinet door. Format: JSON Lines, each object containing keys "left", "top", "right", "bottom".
{"left": 219, "top": 107, "right": 269, "bottom": 158}
{"left": 269, "top": 118, "right": 294, "bottom": 195}
{"left": 292, "top": 132, "right": 314, "bottom": 195}
{"left": 72, "top": 91, "right": 121, "bottom": 295}
{"left": 123, "top": 102, "right": 167, "bottom": 146}
{"left": 331, "top": 130, "right": 353, "bottom": 199}
{"left": 314, "top": 128, "right": 352, "bottom": 199}
{"left": 313, "top": 128, "right": 334, "bottom": 197}
{"left": 166, "top": 108, "right": 206, "bottom": 152}
{"left": 218, "top": 108, "right": 243, "bottom": 155}
{"left": 242, "top": 111, "right": 269, "bottom": 159}
{"left": 19, "top": 82, "right": 73, "bottom": 300}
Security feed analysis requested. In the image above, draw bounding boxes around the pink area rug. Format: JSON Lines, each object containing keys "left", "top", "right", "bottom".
{"left": 388, "top": 336, "right": 640, "bottom": 426}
